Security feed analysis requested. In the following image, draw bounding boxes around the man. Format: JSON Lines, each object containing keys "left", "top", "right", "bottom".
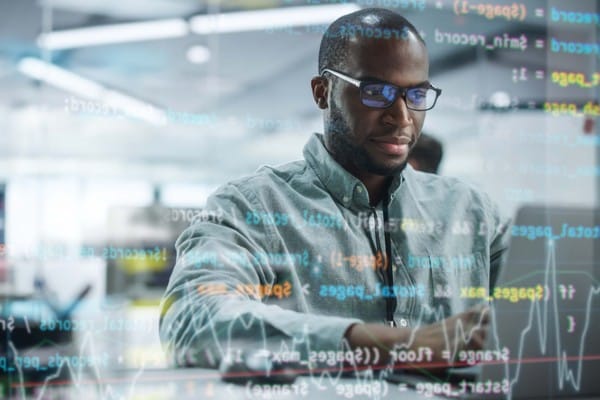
{"left": 408, "top": 132, "right": 444, "bottom": 174}
{"left": 160, "top": 8, "right": 507, "bottom": 370}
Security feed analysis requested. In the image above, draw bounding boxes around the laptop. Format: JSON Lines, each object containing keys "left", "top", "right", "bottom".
{"left": 388, "top": 205, "right": 600, "bottom": 399}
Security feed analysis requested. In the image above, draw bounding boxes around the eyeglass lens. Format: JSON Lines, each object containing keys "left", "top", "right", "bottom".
{"left": 361, "top": 83, "right": 436, "bottom": 110}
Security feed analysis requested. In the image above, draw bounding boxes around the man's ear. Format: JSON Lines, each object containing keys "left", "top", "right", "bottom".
{"left": 310, "top": 76, "right": 329, "bottom": 110}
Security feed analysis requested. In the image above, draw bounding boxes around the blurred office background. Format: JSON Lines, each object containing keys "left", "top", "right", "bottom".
{"left": 0, "top": 0, "right": 598, "bottom": 396}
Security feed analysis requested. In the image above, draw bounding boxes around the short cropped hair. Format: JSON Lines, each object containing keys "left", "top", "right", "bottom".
{"left": 318, "top": 8, "right": 425, "bottom": 74}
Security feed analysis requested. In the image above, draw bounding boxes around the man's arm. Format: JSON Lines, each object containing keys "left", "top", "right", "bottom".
{"left": 159, "top": 183, "right": 362, "bottom": 368}
{"left": 482, "top": 191, "right": 511, "bottom": 291}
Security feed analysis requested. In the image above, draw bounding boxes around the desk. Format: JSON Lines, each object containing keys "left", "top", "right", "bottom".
{"left": 1, "top": 304, "right": 444, "bottom": 399}
{"left": 7, "top": 367, "right": 446, "bottom": 400}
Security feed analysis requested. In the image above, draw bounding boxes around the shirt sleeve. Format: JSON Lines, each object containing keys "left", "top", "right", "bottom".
{"left": 485, "top": 194, "right": 511, "bottom": 291}
{"left": 158, "top": 182, "right": 362, "bottom": 368}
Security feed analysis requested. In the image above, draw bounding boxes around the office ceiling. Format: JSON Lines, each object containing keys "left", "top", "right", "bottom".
{"left": 0, "top": 0, "right": 582, "bottom": 183}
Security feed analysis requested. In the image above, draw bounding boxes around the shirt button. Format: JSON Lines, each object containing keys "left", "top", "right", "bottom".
{"left": 398, "top": 318, "right": 408, "bottom": 327}
{"left": 343, "top": 196, "right": 350, "bottom": 203}
{"left": 356, "top": 186, "right": 363, "bottom": 193}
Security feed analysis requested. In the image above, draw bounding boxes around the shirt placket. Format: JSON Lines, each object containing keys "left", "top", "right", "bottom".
{"left": 364, "top": 205, "right": 415, "bottom": 328}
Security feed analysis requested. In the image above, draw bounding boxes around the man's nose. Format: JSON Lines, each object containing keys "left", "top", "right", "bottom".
{"left": 382, "top": 94, "right": 413, "bottom": 127}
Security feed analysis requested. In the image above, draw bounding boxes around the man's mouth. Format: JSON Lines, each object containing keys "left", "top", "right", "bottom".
{"left": 370, "top": 136, "right": 412, "bottom": 156}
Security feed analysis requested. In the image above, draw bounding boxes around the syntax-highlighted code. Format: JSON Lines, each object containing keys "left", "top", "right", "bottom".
{"left": 0, "top": 353, "right": 109, "bottom": 371}
{"left": 551, "top": 70, "right": 600, "bottom": 88}
{"left": 460, "top": 285, "right": 545, "bottom": 302}
{"left": 434, "top": 28, "right": 527, "bottom": 51}
{"left": 197, "top": 281, "right": 292, "bottom": 299}
{"left": 453, "top": 0, "right": 526, "bottom": 21}
{"left": 550, "top": 38, "right": 600, "bottom": 56}
{"left": 330, "top": 251, "right": 386, "bottom": 272}
{"left": 511, "top": 223, "right": 600, "bottom": 240}
{"left": 550, "top": 6, "right": 600, "bottom": 26}
{"left": 544, "top": 101, "right": 600, "bottom": 117}
{"left": 319, "top": 283, "right": 425, "bottom": 301}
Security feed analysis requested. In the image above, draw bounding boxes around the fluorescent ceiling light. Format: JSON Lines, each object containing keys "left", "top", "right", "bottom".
{"left": 189, "top": 4, "right": 361, "bottom": 34}
{"left": 186, "top": 45, "right": 211, "bottom": 64}
{"left": 17, "top": 57, "right": 167, "bottom": 126}
{"left": 18, "top": 58, "right": 104, "bottom": 98}
{"left": 35, "top": 4, "right": 359, "bottom": 50}
{"left": 37, "top": 18, "right": 189, "bottom": 50}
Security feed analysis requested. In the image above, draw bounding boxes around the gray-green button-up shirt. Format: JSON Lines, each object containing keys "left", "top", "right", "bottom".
{"left": 159, "top": 133, "right": 508, "bottom": 367}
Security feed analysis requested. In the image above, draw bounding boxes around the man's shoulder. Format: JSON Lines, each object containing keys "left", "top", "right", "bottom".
{"left": 408, "top": 168, "right": 474, "bottom": 192}
{"left": 406, "top": 168, "right": 496, "bottom": 207}
{"left": 405, "top": 169, "right": 507, "bottom": 240}
{"left": 218, "top": 159, "right": 312, "bottom": 196}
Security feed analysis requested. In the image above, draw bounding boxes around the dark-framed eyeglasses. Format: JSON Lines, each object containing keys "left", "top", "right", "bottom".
{"left": 320, "top": 68, "right": 442, "bottom": 111}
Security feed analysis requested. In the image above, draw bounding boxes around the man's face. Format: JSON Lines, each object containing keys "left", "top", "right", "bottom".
{"left": 321, "top": 33, "right": 429, "bottom": 177}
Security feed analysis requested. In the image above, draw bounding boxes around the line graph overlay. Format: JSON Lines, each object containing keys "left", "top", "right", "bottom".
{"left": 7, "top": 234, "right": 599, "bottom": 398}
{"left": 488, "top": 238, "right": 600, "bottom": 399}
{"left": 5, "top": 330, "right": 148, "bottom": 400}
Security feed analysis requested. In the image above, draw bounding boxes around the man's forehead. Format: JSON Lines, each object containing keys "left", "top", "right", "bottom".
{"left": 345, "top": 34, "right": 429, "bottom": 76}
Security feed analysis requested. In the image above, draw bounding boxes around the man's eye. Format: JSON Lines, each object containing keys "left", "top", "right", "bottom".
{"left": 408, "top": 89, "right": 427, "bottom": 102}
{"left": 382, "top": 85, "right": 395, "bottom": 99}
{"left": 365, "top": 86, "right": 384, "bottom": 96}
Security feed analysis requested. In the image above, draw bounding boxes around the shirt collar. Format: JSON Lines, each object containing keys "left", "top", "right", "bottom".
{"left": 303, "top": 133, "right": 406, "bottom": 209}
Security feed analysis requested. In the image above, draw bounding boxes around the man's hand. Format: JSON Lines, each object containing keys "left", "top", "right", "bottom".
{"left": 344, "top": 305, "right": 489, "bottom": 369}
{"left": 407, "top": 305, "right": 489, "bottom": 367}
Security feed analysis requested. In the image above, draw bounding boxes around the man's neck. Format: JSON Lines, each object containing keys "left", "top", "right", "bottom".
{"left": 322, "top": 143, "right": 396, "bottom": 206}
{"left": 354, "top": 172, "right": 391, "bottom": 207}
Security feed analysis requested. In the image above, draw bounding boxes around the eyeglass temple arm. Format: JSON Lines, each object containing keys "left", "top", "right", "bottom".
{"left": 321, "top": 68, "right": 361, "bottom": 88}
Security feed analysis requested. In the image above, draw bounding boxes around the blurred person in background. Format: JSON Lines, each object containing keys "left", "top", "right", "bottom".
{"left": 407, "top": 132, "right": 443, "bottom": 174}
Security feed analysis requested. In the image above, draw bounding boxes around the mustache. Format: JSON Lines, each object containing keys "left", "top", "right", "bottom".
{"left": 372, "top": 132, "right": 415, "bottom": 147}
{"left": 325, "top": 107, "right": 416, "bottom": 145}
